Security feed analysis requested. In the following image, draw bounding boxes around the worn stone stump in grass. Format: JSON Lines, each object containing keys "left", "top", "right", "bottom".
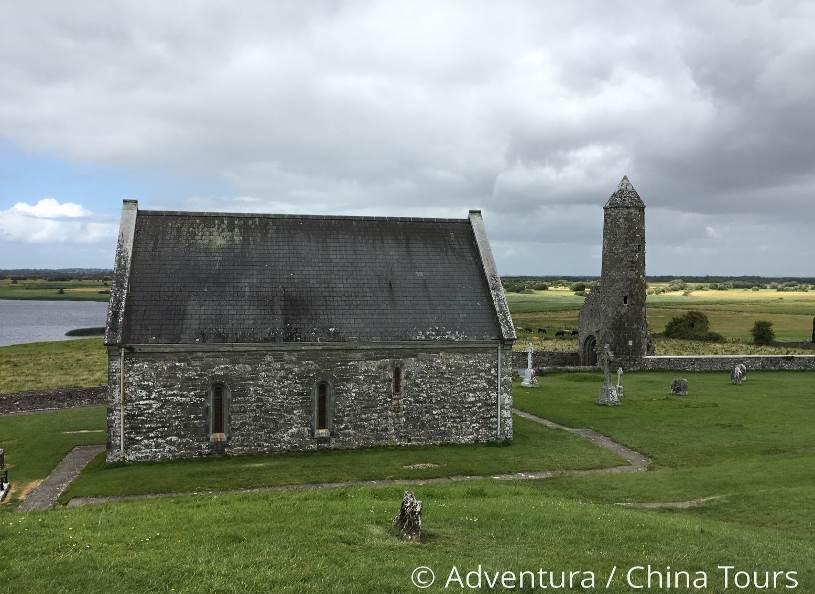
{"left": 392, "top": 491, "right": 422, "bottom": 541}
{"left": 671, "top": 378, "right": 688, "bottom": 396}
{"left": 730, "top": 366, "right": 744, "bottom": 385}
{"left": 736, "top": 363, "right": 747, "bottom": 381}
{"left": 0, "top": 448, "right": 8, "bottom": 502}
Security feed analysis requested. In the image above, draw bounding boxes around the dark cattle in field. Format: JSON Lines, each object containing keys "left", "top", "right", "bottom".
{"left": 570, "top": 330, "right": 579, "bottom": 336}
{"left": 537, "top": 328, "right": 547, "bottom": 335}
{"left": 555, "top": 330, "right": 566, "bottom": 337}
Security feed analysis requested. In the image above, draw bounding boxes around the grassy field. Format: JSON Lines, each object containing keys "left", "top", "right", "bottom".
{"left": 63, "top": 415, "right": 621, "bottom": 501}
{"left": 2, "top": 481, "right": 811, "bottom": 593}
{"left": 0, "top": 278, "right": 111, "bottom": 301}
{"left": 0, "top": 407, "right": 106, "bottom": 503}
{"left": 1, "top": 371, "right": 813, "bottom": 592}
{"left": 0, "top": 339, "right": 106, "bottom": 394}
{"left": 513, "top": 371, "right": 815, "bottom": 538}
{"left": 508, "top": 286, "right": 815, "bottom": 352}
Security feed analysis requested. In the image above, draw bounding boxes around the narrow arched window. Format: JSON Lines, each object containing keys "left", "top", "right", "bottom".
{"left": 393, "top": 366, "right": 402, "bottom": 395}
{"left": 211, "top": 383, "right": 226, "bottom": 434}
{"left": 316, "top": 382, "right": 329, "bottom": 431}
{"left": 623, "top": 295, "right": 628, "bottom": 305}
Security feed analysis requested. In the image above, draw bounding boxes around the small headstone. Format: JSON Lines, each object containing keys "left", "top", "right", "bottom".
{"left": 730, "top": 366, "right": 744, "bottom": 385}
{"left": 671, "top": 378, "right": 689, "bottom": 395}
{"left": 736, "top": 363, "right": 747, "bottom": 381}
{"left": 392, "top": 491, "right": 422, "bottom": 540}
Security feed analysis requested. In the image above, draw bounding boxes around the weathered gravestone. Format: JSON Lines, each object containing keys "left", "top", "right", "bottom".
{"left": 730, "top": 366, "right": 744, "bottom": 385}
{"left": 671, "top": 378, "right": 689, "bottom": 396}
{"left": 520, "top": 343, "right": 538, "bottom": 387}
{"left": 596, "top": 344, "right": 621, "bottom": 405}
{"left": 392, "top": 491, "right": 422, "bottom": 541}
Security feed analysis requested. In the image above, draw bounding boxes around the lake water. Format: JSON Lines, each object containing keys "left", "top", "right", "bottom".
{"left": 0, "top": 300, "right": 109, "bottom": 346}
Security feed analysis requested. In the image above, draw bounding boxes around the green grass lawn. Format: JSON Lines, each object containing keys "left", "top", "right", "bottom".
{"left": 63, "top": 415, "right": 622, "bottom": 501}
{"left": 0, "top": 407, "right": 106, "bottom": 504}
{"left": 0, "top": 338, "right": 107, "bottom": 394}
{"left": 3, "top": 481, "right": 812, "bottom": 593}
{"left": 0, "top": 278, "right": 110, "bottom": 301}
{"left": 513, "top": 371, "right": 815, "bottom": 540}
{"left": 2, "top": 371, "right": 815, "bottom": 592}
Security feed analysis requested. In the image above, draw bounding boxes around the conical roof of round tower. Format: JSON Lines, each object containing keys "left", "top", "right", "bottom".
{"left": 604, "top": 175, "right": 645, "bottom": 209}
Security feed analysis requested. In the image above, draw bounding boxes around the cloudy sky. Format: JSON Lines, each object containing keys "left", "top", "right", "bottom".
{"left": 1, "top": 0, "right": 813, "bottom": 275}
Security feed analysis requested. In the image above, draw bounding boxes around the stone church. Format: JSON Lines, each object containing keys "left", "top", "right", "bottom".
{"left": 104, "top": 201, "right": 515, "bottom": 462}
{"left": 578, "top": 176, "right": 652, "bottom": 366}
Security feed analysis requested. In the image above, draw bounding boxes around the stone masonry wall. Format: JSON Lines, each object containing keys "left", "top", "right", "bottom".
{"left": 633, "top": 355, "right": 815, "bottom": 372}
{"left": 511, "top": 350, "right": 581, "bottom": 369}
{"left": 599, "top": 205, "right": 648, "bottom": 363}
{"left": 0, "top": 387, "right": 106, "bottom": 414}
{"left": 107, "top": 344, "right": 513, "bottom": 462}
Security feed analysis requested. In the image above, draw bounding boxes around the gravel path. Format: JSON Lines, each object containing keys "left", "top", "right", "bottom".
{"left": 16, "top": 445, "right": 104, "bottom": 512}
{"left": 19, "top": 410, "right": 653, "bottom": 511}
{"left": 63, "top": 410, "right": 652, "bottom": 509}
{"left": 512, "top": 408, "right": 651, "bottom": 471}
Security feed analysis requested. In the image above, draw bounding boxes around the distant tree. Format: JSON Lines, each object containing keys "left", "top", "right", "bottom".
{"left": 664, "top": 310, "right": 724, "bottom": 342}
{"left": 10, "top": 279, "right": 17, "bottom": 285}
{"left": 751, "top": 321, "right": 775, "bottom": 345}
{"left": 531, "top": 282, "right": 549, "bottom": 291}
{"left": 571, "top": 282, "right": 587, "bottom": 292}
{"left": 56, "top": 288, "right": 65, "bottom": 294}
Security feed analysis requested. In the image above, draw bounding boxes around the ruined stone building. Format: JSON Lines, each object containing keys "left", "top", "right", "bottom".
{"left": 104, "top": 200, "right": 515, "bottom": 462}
{"left": 578, "top": 177, "right": 651, "bottom": 366}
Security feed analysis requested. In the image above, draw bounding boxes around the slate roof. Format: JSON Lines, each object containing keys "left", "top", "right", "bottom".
{"left": 604, "top": 175, "right": 645, "bottom": 209}
{"left": 121, "top": 210, "right": 504, "bottom": 344}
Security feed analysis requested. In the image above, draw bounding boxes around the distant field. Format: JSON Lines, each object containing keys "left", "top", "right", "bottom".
{"left": 508, "top": 286, "right": 815, "bottom": 352}
{"left": 0, "top": 278, "right": 110, "bottom": 301}
{"left": 0, "top": 339, "right": 106, "bottom": 394}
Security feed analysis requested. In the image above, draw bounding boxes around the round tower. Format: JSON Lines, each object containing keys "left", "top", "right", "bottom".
{"left": 600, "top": 176, "right": 648, "bottom": 362}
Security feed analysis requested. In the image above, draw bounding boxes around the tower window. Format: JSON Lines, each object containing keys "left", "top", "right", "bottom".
{"left": 393, "top": 366, "right": 402, "bottom": 395}
{"left": 623, "top": 295, "right": 628, "bottom": 305}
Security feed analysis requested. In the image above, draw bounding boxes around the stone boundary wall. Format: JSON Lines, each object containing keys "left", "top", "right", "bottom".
{"left": 634, "top": 355, "right": 815, "bottom": 372}
{"left": 512, "top": 351, "right": 581, "bottom": 369}
{"left": 511, "top": 352, "right": 815, "bottom": 373}
{"left": 0, "top": 387, "right": 106, "bottom": 415}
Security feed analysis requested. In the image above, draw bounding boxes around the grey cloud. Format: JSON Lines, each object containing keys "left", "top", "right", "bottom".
{"left": 0, "top": 0, "right": 812, "bottom": 274}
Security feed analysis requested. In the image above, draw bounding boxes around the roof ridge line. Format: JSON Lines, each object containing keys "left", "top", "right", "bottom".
{"left": 138, "top": 209, "right": 470, "bottom": 223}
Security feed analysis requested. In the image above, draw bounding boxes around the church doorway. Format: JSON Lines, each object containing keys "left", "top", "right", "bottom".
{"left": 582, "top": 335, "right": 597, "bottom": 366}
